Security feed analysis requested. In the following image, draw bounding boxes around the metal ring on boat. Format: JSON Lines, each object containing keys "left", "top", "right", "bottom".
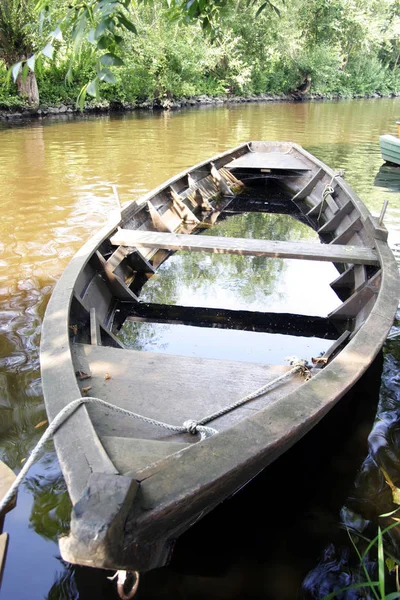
{"left": 115, "top": 570, "right": 140, "bottom": 599}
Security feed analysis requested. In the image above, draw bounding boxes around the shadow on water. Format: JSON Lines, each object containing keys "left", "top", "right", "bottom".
{"left": 374, "top": 165, "right": 400, "bottom": 195}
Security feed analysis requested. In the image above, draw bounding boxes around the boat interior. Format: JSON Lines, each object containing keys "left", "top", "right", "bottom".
{"left": 65, "top": 141, "right": 384, "bottom": 477}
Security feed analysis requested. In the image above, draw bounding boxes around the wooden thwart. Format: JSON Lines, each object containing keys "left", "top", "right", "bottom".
{"left": 225, "top": 152, "right": 310, "bottom": 171}
{"left": 121, "top": 302, "right": 341, "bottom": 339}
{"left": 110, "top": 230, "right": 379, "bottom": 265}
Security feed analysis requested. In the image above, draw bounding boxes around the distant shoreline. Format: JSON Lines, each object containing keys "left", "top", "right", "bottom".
{"left": 1, "top": 90, "right": 398, "bottom": 122}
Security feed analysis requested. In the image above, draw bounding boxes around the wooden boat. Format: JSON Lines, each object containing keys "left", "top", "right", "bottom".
{"left": 380, "top": 121, "right": 400, "bottom": 165}
{"left": 40, "top": 141, "right": 399, "bottom": 575}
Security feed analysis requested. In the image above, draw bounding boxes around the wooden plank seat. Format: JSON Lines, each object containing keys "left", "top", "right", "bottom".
{"left": 110, "top": 230, "right": 379, "bottom": 265}
{"left": 72, "top": 344, "right": 306, "bottom": 447}
{"left": 120, "top": 302, "right": 342, "bottom": 339}
{"left": 225, "top": 152, "right": 311, "bottom": 171}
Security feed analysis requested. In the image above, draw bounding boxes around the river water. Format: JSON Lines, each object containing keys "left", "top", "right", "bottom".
{"left": 0, "top": 98, "right": 400, "bottom": 599}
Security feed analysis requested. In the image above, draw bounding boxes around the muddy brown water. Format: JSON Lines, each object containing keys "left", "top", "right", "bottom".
{"left": 1, "top": 98, "right": 400, "bottom": 599}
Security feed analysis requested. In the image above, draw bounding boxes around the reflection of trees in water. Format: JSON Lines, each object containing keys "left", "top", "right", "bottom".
{"left": 0, "top": 400, "right": 49, "bottom": 469}
{"left": 0, "top": 277, "right": 51, "bottom": 468}
{"left": 119, "top": 212, "right": 315, "bottom": 350}
{"left": 45, "top": 561, "right": 78, "bottom": 600}
{"left": 24, "top": 450, "right": 71, "bottom": 542}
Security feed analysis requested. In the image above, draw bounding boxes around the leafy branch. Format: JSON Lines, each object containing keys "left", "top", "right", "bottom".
{"left": 8, "top": 0, "right": 277, "bottom": 108}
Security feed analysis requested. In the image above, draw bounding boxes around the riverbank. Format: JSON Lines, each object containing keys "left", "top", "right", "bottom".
{"left": 1, "top": 90, "right": 399, "bottom": 121}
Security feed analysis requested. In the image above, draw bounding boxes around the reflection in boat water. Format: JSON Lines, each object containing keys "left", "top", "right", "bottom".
{"left": 119, "top": 204, "right": 339, "bottom": 365}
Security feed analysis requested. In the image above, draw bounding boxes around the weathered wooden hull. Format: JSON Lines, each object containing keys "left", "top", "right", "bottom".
{"left": 40, "top": 142, "right": 400, "bottom": 573}
{"left": 380, "top": 134, "right": 400, "bottom": 166}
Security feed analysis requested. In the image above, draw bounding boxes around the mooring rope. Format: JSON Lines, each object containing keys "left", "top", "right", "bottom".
{"left": 195, "top": 357, "right": 309, "bottom": 428}
{"left": 0, "top": 397, "right": 216, "bottom": 515}
{"left": 318, "top": 170, "right": 345, "bottom": 221}
{"left": 0, "top": 357, "right": 309, "bottom": 515}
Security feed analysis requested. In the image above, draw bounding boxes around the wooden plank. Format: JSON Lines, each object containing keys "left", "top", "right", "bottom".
{"left": 0, "top": 461, "right": 16, "bottom": 516}
{"left": 329, "top": 265, "right": 368, "bottom": 305}
{"left": 95, "top": 251, "right": 140, "bottom": 302}
{"left": 354, "top": 264, "right": 367, "bottom": 289}
{"left": 73, "top": 343, "right": 305, "bottom": 442}
{"left": 318, "top": 200, "right": 354, "bottom": 235}
{"left": 106, "top": 246, "right": 131, "bottom": 274}
{"left": 330, "top": 266, "right": 354, "bottom": 290}
{"left": 324, "top": 193, "right": 340, "bottom": 214}
{"left": 107, "top": 247, "right": 155, "bottom": 275}
{"left": 73, "top": 293, "right": 124, "bottom": 349}
{"left": 126, "top": 250, "right": 156, "bottom": 273}
{"left": 307, "top": 191, "right": 339, "bottom": 218}
{"left": 329, "top": 215, "right": 362, "bottom": 245}
{"left": 110, "top": 229, "right": 380, "bottom": 266}
{"left": 100, "top": 436, "right": 189, "bottom": 475}
{"left": 120, "top": 302, "right": 341, "bottom": 339}
{"left": 292, "top": 168, "right": 325, "bottom": 201}
{"left": 90, "top": 308, "right": 101, "bottom": 346}
{"left": 225, "top": 152, "right": 310, "bottom": 171}
{"left": 328, "top": 271, "right": 381, "bottom": 320}
{"left": 313, "top": 330, "right": 351, "bottom": 369}
{"left": 0, "top": 533, "right": 9, "bottom": 587}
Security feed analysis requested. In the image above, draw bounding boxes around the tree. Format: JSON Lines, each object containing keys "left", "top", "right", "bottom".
{"left": 11, "top": 0, "right": 277, "bottom": 106}
{"left": 0, "top": 0, "right": 39, "bottom": 104}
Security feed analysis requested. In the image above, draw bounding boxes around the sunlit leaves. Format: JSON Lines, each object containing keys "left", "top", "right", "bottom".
{"left": 42, "top": 42, "right": 54, "bottom": 59}
{"left": 27, "top": 54, "right": 36, "bottom": 71}
{"left": 86, "top": 78, "right": 98, "bottom": 96}
{"left": 99, "top": 52, "right": 124, "bottom": 66}
{"left": 255, "top": 1, "right": 280, "bottom": 18}
{"left": 98, "top": 67, "right": 116, "bottom": 81}
{"left": 11, "top": 61, "right": 22, "bottom": 81}
{"left": 116, "top": 12, "right": 137, "bottom": 33}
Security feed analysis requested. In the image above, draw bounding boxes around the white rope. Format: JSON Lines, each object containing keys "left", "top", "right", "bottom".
{"left": 0, "top": 358, "right": 309, "bottom": 514}
{"left": 196, "top": 358, "right": 309, "bottom": 427}
{"left": 318, "top": 170, "right": 345, "bottom": 221}
{"left": 0, "top": 397, "right": 217, "bottom": 515}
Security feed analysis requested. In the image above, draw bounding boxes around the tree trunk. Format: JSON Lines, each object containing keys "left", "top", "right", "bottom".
{"left": 16, "top": 70, "right": 39, "bottom": 105}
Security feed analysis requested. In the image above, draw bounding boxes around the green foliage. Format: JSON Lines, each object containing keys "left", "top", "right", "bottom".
{"left": 2, "top": 0, "right": 400, "bottom": 108}
{"left": 0, "top": 59, "right": 24, "bottom": 107}
{"left": 345, "top": 54, "right": 398, "bottom": 95}
{"left": 322, "top": 511, "right": 400, "bottom": 600}
{"left": 35, "top": 61, "right": 96, "bottom": 104}
{"left": 0, "top": 0, "right": 38, "bottom": 65}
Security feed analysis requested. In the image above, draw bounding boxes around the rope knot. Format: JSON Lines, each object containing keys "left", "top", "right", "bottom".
{"left": 183, "top": 420, "right": 199, "bottom": 435}
{"left": 285, "top": 356, "right": 311, "bottom": 380}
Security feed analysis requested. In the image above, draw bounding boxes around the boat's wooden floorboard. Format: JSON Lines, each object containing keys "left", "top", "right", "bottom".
{"left": 72, "top": 343, "right": 305, "bottom": 469}
{"left": 110, "top": 230, "right": 379, "bottom": 265}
